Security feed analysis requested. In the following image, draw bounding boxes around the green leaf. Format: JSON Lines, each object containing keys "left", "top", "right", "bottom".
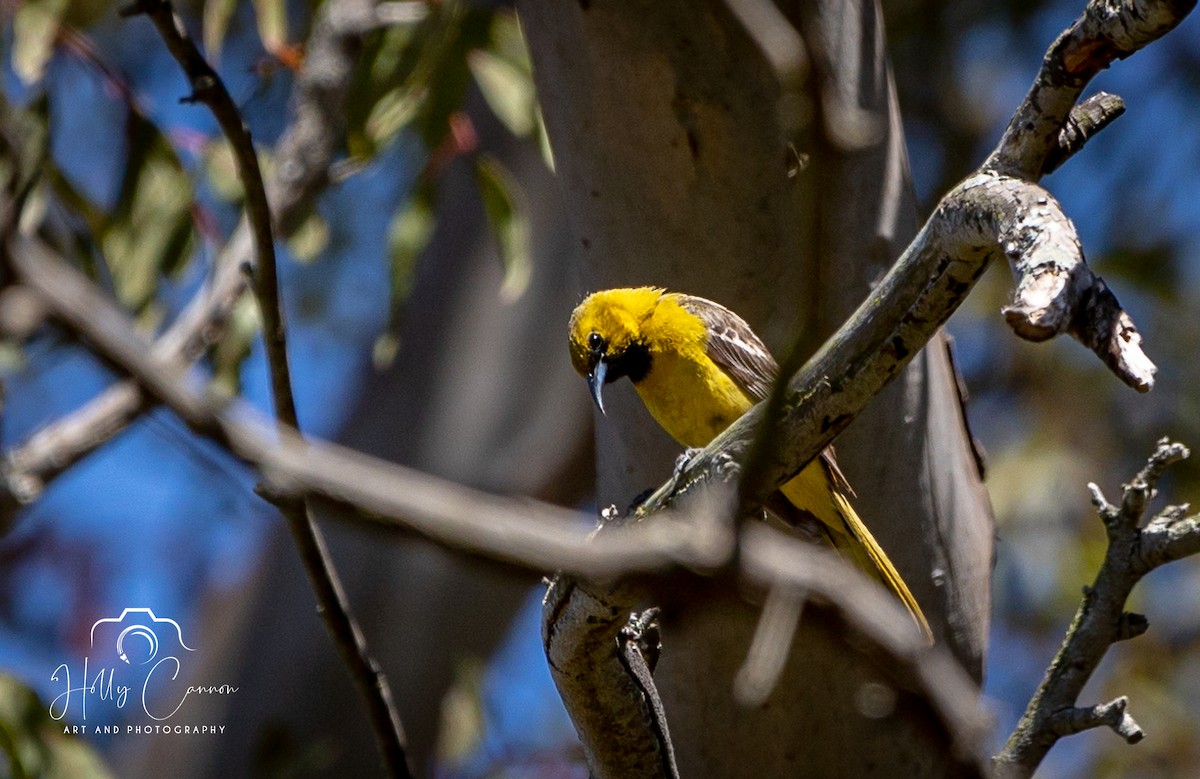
{"left": 211, "top": 291, "right": 260, "bottom": 397}
{"left": 488, "top": 10, "right": 531, "bottom": 71}
{"left": 346, "top": 2, "right": 493, "bottom": 158}
{"left": 363, "top": 86, "right": 425, "bottom": 150}
{"left": 100, "top": 113, "right": 195, "bottom": 311}
{"left": 471, "top": 10, "right": 554, "bottom": 166}
{"left": 473, "top": 154, "right": 531, "bottom": 303}
{"left": 0, "top": 673, "right": 117, "bottom": 779}
{"left": 0, "top": 93, "right": 51, "bottom": 204}
{"left": 436, "top": 657, "right": 487, "bottom": 768}
{"left": 11, "top": 0, "right": 69, "bottom": 85}
{"left": 251, "top": 0, "right": 289, "bottom": 55}
{"left": 468, "top": 48, "right": 536, "bottom": 137}
{"left": 202, "top": 137, "right": 244, "bottom": 202}
{"left": 287, "top": 210, "right": 330, "bottom": 264}
{"left": 203, "top": 0, "right": 239, "bottom": 59}
{"left": 374, "top": 186, "right": 437, "bottom": 369}
{"left": 389, "top": 192, "right": 436, "bottom": 287}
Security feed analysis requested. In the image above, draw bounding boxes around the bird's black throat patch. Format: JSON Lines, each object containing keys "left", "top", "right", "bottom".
{"left": 607, "top": 341, "right": 651, "bottom": 384}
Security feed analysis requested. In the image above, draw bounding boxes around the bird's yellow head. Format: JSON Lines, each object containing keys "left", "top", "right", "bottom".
{"left": 567, "top": 287, "right": 667, "bottom": 413}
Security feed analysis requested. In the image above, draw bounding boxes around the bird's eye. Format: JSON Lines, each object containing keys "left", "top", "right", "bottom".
{"left": 587, "top": 332, "right": 605, "bottom": 351}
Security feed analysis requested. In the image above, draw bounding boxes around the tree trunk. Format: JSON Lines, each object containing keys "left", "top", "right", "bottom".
{"left": 518, "top": 0, "right": 993, "bottom": 775}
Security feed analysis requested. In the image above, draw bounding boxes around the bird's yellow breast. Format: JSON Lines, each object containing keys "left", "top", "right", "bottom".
{"left": 633, "top": 349, "right": 754, "bottom": 449}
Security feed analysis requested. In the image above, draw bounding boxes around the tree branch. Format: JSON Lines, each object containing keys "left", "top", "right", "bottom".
{"left": 999, "top": 194, "right": 1154, "bottom": 392}
{"left": 1047, "top": 696, "right": 1144, "bottom": 744}
{"left": 984, "top": 0, "right": 1196, "bottom": 181}
{"left": 992, "top": 439, "right": 1197, "bottom": 778}
{"left": 114, "top": 2, "right": 412, "bottom": 775}
{"left": 118, "top": 0, "right": 297, "bottom": 426}
{"left": 1043, "top": 92, "right": 1125, "bottom": 175}
{"left": 634, "top": 172, "right": 1134, "bottom": 521}
{"left": 3, "top": 0, "right": 379, "bottom": 504}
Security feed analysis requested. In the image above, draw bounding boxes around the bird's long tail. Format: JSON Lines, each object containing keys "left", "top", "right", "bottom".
{"left": 826, "top": 489, "right": 933, "bottom": 642}
{"left": 781, "top": 468, "right": 932, "bottom": 643}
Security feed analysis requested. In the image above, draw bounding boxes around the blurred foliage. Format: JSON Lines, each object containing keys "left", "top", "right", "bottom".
{"left": 0, "top": 673, "right": 116, "bottom": 779}
{"left": 1, "top": 0, "right": 545, "bottom": 385}
{"left": 474, "top": 152, "right": 530, "bottom": 303}
{"left": 97, "top": 111, "right": 195, "bottom": 312}
{"left": 435, "top": 656, "right": 487, "bottom": 770}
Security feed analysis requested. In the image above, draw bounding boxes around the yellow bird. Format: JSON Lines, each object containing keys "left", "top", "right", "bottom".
{"left": 568, "top": 286, "right": 931, "bottom": 640}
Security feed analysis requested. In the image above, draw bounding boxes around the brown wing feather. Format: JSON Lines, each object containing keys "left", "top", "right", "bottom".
{"left": 674, "top": 294, "right": 778, "bottom": 402}
{"left": 675, "top": 294, "right": 855, "bottom": 496}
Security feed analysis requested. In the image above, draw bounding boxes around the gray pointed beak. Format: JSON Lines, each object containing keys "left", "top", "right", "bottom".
{"left": 587, "top": 358, "right": 608, "bottom": 415}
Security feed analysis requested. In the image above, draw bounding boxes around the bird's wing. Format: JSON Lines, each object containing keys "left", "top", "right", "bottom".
{"left": 674, "top": 294, "right": 779, "bottom": 402}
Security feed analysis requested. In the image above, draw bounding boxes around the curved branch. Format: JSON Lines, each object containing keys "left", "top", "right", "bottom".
{"left": 637, "top": 173, "right": 1123, "bottom": 515}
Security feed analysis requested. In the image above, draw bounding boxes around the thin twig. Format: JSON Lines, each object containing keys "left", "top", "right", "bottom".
{"left": 992, "top": 439, "right": 1199, "bottom": 778}
{"left": 117, "top": 0, "right": 297, "bottom": 426}
{"left": 1048, "top": 696, "right": 1144, "bottom": 744}
{"left": 116, "top": 2, "right": 411, "bottom": 775}
{"left": 1042, "top": 92, "right": 1126, "bottom": 175}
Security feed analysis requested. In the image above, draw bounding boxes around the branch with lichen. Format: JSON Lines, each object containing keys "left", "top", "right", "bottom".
{"left": 641, "top": 0, "right": 1188, "bottom": 522}
{"left": 993, "top": 439, "right": 1199, "bottom": 778}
